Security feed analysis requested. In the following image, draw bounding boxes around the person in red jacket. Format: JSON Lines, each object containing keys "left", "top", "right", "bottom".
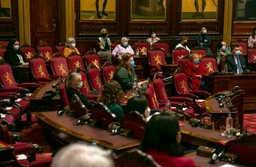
{"left": 185, "top": 53, "right": 207, "bottom": 90}
{"left": 139, "top": 113, "right": 196, "bottom": 167}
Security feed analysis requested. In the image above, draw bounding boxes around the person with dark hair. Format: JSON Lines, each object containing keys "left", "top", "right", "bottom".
{"left": 185, "top": 53, "right": 207, "bottom": 90}
{"left": 113, "top": 54, "right": 146, "bottom": 92}
{"left": 139, "top": 113, "right": 196, "bottom": 167}
{"left": 146, "top": 28, "right": 160, "bottom": 46}
{"left": 97, "top": 28, "right": 112, "bottom": 62}
{"left": 125, "top": 96, "right": 150, "bottom": 116}
{"left": 66, "top": 72, "right": 94, "bottom": 111}
{"left": 248, "top": 27, "right": 256, "bottom": 48}
{"left": 97, "top": 80, "right": 125, "bottom": 122}
{"left": 175, "top": 36, "right": 191, "bottom": 53}
{"left": 225, "top": 45, "right": 248, "bottom": 74}
{"left": 4, "top": 39, "right": 29, "bottom": 66}
{"left": 195, "top": 27, "right": 212, "bottom": 55}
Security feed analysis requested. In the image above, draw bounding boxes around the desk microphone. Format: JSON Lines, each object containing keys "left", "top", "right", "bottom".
{"left": 57, "top": 106, "right": 70, "bottom": 116}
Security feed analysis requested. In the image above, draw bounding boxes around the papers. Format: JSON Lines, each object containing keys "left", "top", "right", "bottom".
{"left": 15, "top": 98, "right": 22, "bottom": 102}
{"left": 6, "top": 107, "right": 12, "bottom": 110}
{"left": 219, "top": 164, "right": 238, "bottom": 167}
{"left": 196, "top": 99, "right": 205, "bottom": 102}
{"left": 0, "top": 113, "right": 6, "bottom": 118}
{"left": 17, "top": 154, "right": 27, "bottom": 160}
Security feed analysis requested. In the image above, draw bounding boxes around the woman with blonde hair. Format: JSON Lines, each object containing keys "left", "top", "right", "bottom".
{"left": 63, "top": 37, "right": 81, "bottom": 57}
{"left": 98, "top": 80, "right": 125, "bottom": 122}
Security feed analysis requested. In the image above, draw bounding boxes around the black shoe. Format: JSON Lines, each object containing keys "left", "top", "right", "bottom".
{"left": 97, "top": 13, "right": 101, "bottom": 18}
{"left": 102, "top": 11, "right": 108, "bottom": 16}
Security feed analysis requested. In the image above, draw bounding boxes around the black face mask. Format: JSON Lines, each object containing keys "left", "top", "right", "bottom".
{"left": 183, "top": 42, "right": 187, "bottom": 46}
{"left": 101, "top": 34, "right": 107, "bottom": 38}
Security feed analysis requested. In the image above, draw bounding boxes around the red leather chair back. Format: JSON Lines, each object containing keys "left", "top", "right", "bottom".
{"left": 87, "top": 68, "right": 103, "bottom": 92}
{"left": 50, "top": 54, "right": 69, "bottom": 77}
{"left": 60, "top": 82, "right": 69, "bottom": 107}
{"left": 248, "top": 48, "right": 256, "bottom": 63}
{"left": 102, "top": 65, "right": 115, "bottom": 83}
{"left": 173, "top": 72, "right": 191, "bottom": 95}
{"left": 178, "top": 55, "right": 190, "bottom": 73}
{"left": 79, "top": 71, "right": 92, "bottom": 96}
{"left": 20, "top": 45, "right": 35, "bottom": 61}
{"left": 56, "top": 43, "right": 65, "bottom": 54}
{"left": 30, "top": 56, "right": 51, "bottom": 84}
{"left": 232, "top": 41, "right": 247, "bottom": 55}
{"left": 153, "top": 78, "right": 168, "bottom": 103}
{"left": 84, "top": 52, "right": 101, "bottom": 70}
{"left": 172, "top": 48, "right": 189, "bottom": 64}
{"left": 67, "top": 54, "right": 85, "bottom": 71}
{"left": 134, "top": 42, "right": 150, "bottom": 56}
{"left": 191, "top": 48, "right": 207, "bottom": 57}
{"left": 146, "top": 84, "right": 160, "bottom": 109}
{"left": 37, "top": 46, "right": 53, "bottom": 61}
{"left": 148, "top": 49, "right": 166, "bottom": 71}
{"left": 0, "top": 64, "right": 17, "bottom": 89}
{"left": 153, "top": 42, "right": 169, "bottom": 54}
{"left": 200, "top": 56, "right": 218, "bottom": 74}
{"left": 0, "top": 49, "right": 6, "bottom": 59}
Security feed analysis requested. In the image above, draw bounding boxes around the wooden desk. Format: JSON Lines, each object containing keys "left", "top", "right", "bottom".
{"left": 30, "top": 80, "right": 60, "bottom": 111}
{"left": 203, "top": 74, "right": 256, "bottom": 111}
{"left": 35, "top": 111, "right": 140, "bottom": 155}
{"left": 134, "top": 56, "right": 148, "bottom": 79}
{"left": 12, "top": 65, "right": 30, "bottom": 83}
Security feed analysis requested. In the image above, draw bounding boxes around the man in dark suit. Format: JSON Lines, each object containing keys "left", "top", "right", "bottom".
{"left": 225, "top": 45, "right": 248, "bottom": 74}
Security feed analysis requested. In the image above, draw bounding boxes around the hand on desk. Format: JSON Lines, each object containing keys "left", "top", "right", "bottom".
{"left": 22, "top": 62, "right": 29, "bottom": 66}
{"left": 195, "top": 75, "right": 202, "bottom": 79}
{"left": 138, "top": 80, "right": 147, "bottom": 87}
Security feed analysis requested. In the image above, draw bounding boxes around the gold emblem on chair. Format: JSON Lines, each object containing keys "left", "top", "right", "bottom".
{"left": 92, "top": 60, "right": 100, "bottom": 69}
{"left": 206, "top": 62, "right": 214, "bottom": 72}
{"left": 83, "top": 80, "right": 90, "bottom": 94}
{"left": 161, "top": 88, "right": 167, "bottom": 101}
{"left": 140, "top": 47, "right": 147, "bottom": 55}
{"left": 253, "top": 55, "right": 256, "bottom": 61}
{"left": 95, "top": 76, "right": 103, "bottom": 90}
{"left": 153, "top": 93, "right": 159, "bottom": 108}
{"left": 180, "top": 80, "right": 188, "bottom": 93}
{"left": 37, "top": 65, "right": 46, "bottom": 77}
{"left": 44, "top": 52, "right": 51, "bottom": 60}
{"left": 109, "top": 71, "right": 114, "bottom": 79}
{"left": 4, "top": 72, "right": 14, "bottom": 86}
{"left": 74, "top": 61, "right": 81, "bottom": 68}
{"left": 58, "top": 63, "right": 67, "bottom": 75}
{"left": 154, "top": 55, "right": 162, "bottom": 65}
{"left": 178, "top": 55, "right": 184, "bottom": 60}
{"left": 25, "top": 52, "right": 32, "bottom": 59}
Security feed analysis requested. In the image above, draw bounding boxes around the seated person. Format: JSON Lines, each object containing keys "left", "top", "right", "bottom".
{"left": 196, "top": 27, "right": 212, "bottom": 55}
{"left": 50, "top": 143, "right": 114, "bottom": 167}
{"left": 225, "top": 45, "right": 248, "bottom": 74}
{"left": 185, "top": 53, "right": 207, "bottom": 90}
{"left": 216, "top": 41, "right": 231, "bottom": 64}
{"left": 175, "top": 36, "right": 191, "bottom": 53}
{"left": 146, "top": 28, "right": 160, "bottom": 47}
{"left": 4, "top": 39, "right": 29, "bottom": 66}
{"left": 112, "top": 37, "right": 134, "bottom": 60}
{"left": 139, "top": 113, "right": 196, "bottom": 167}
{"left": 63, "top": 37, "right": 81, "bottom": 57}
{"left": 97, "top": 28, "right": 112, "bottom": 63}
{"left": 113, "top": 54, "right": 146, "bottom": 92}
{"left": 66, "top": 72, "right": 94, "bottom": 109}
{"left": 97, "top": 80, "right": 125, "bottom": 122}
{"left": 248, "top": 27, "right": 256, "bottom": 48}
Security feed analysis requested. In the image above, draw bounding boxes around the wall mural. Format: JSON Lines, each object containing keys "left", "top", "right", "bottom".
{"left": 0, "top": 0, "right": 11, "bottom": 18}
{"left": 80, "top": 0, "right": 116, "bottom": 20}
{"left": 235, "top": 0, "right": 256, "bottom": 20}
{"left": 182, "top": 0, "right": 218, "bottom": 20}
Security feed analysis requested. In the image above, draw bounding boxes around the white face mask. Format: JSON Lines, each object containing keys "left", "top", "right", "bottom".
{"left": 71, "top": 43, "right": 76, "bottom": 48}
{"left": 151, "top": 33, "right": 156, "bottom": 38}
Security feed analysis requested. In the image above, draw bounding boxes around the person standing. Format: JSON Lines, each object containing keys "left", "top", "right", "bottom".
{"left": 196, "top": 27, "right": 212, "bottom": 55}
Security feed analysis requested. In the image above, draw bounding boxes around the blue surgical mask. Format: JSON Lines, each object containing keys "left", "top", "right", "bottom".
{"left": 202, "top": 30, "right": 207, "bottom": 34}
{"left": 194, "top": 59, "right": 199, "bottom": 65}
{"left": 130, "top": 60, "right": 135, "bottom": 67}
{"left": 13, "top": 45, "right": 19, "bottom": 51}
{"left": 71, "top": 43, "right": 76, "bottom": 48}
{"left": 221, "top": 46, "right": 226, "bottom": 50}
{"left": 77, "top": 82, "right": 83, "bottom": 89}
{"left": 235, "top": 50, "right": 240, "bottom": 56}
{"left": 123, "top": 42, "right": 128, "bottom": 47}
{"left": 151, "top": 33, "right": 156, "bottom": 37}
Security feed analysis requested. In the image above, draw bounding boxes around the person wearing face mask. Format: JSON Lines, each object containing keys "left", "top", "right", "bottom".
{"left": 195, "top": 27, "right": 212, "bottom": 55}
{"left": 175, "top": 36, "right": 191, "bottom": 53}
{"left": 216, "top": 41, "right": 231, "bottom": 64}
{"left": 112, "top": 37, "right": 134, "bottom": 60}
{"left": 185, "top": 53, "right": 207, "bottom": 90}
{"left": 4, "top": 39, "right": 29, "bottom": 66}
{"left": 66, "top": 72, "right": 94, "bottom": 111}
{"left": 113, "top": 54, "right": 146, "bottom": 92}
{"left": 97, "top": 28, "right": 112, "bottom": 62}
{"left": 225, "top": 45, "right": 248, "bottom": 74}
{"left": 248, "top": 27, "right": 256, "bottom": 48}
{"left": 63, "top": 37, "right": 80, "bottom": 57}
{"left": 146, "top": 28, "right": 160, "bottom": 47}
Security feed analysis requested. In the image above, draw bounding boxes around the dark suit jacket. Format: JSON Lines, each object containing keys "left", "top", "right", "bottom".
{"left": 225, "top": 55, "right": 247, "bottom": 73}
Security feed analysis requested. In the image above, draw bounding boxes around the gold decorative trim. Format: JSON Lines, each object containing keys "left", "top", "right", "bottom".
{"left": 18, "top": 0, "right": 31, "bottom": 45}
{"left": 223, "top": 0, "right": 233, "bottom": 46}
{"left": 65, "top": 0, "right": 75, "bottom": 39}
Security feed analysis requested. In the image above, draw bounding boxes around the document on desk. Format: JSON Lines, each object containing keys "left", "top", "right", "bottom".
{"left": 219, "top": 164, "right": 238, "bottom": 167}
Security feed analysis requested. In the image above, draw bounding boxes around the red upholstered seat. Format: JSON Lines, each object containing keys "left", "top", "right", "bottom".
{"left": 87, "top": 67, "right": 103, "bottom": 92}
{"left": 153, "top": 42, "right": 170, "bottom": 56}
{"left": 90, "top": 102, "right": 116, "bottom": 130}
{"left": 0, "top": 49, "right": 6, "bottom": 59}
{"left": 50, "top": 53, "right": 69, "bottom": 78}
{"left": 178, "top": 55, "right": 190, "bottom": 73}
{"left": 67, "top": 53, "right": 85, "bottom": 71}
{"left": 121, "top": 111, "right": 147, "bottom": 140}
{"left": 248, "top": 48, "right": 256, "bottom": 63}
{"left": 84, "top": 51, "right": 101, "bottom": 70}
{"left": 102, "top": 64, "right": 115, "bottom": 83}
{"left": 191, "top": 47, "right": 207, "bottom": 57}
{"left": 243, "top": 113, "right": 256, "bottom": 134}
{"left": 232, "top": 41, "right": 247, "bottom": 55}
{"left": 37, "top": 46, "right": 53, "bottom": 62}
{"left": 172, "top": 48, "right": 189, "bottom": 64}
{"left": 134, "top": 42, "right": 150, "bottom": 56}
{"left": 146, "top": 83, "right": 165, "bottom": 110}
{"left": 20, "top": 44, "right": 35, "bottom": 61}
{"left": 148, "top": 49, "right": 166, "bottom": 78}
{"left": 29, "top": 56, "right": 51, "bottom": 85}
{"left": 200, "top": 55, "right": 218, "bottom": 74}
{"left": 60, "top": 82, "right": 69, "bottom": 108}
{"left": 56, "top": 42, "right": 65, "bottom": 54}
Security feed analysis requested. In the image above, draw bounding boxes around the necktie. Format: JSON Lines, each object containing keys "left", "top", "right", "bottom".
{"left": 237, "top": 58, "right": 243, "bottom": 74}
